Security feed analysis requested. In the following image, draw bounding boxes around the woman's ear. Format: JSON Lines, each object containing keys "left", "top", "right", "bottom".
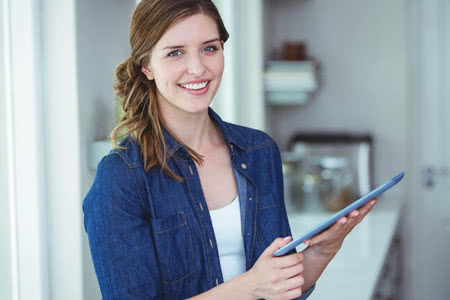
{"left": 141, "top": 65, "right": 154, "bottom": 80}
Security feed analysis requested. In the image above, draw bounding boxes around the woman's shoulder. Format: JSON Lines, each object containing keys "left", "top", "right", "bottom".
{"left": 88, "top": 137, "right": 146, "bottom": 209}
{"left": 91, "top": 136, "right": 144, "bottom": 183}
{"left": 102, "top": 136, "right": 143, "bottom": 168}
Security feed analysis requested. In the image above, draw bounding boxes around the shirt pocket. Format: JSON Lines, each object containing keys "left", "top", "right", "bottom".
{"left": 256, "top": 193, "right": 282, "bottom": 247}
{"left": 151, "top": 212, "right": 195, "bottom": 284}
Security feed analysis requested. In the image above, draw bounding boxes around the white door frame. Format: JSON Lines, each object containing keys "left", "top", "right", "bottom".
{"left": 1, "top": 0, "right": 18, "bottom": 299}
{"left": 3, "top": 0, "right": 84, "bottom": 299}
{"left": 41, "top": 0, "right": 84, "bottom": 298}
{"left": 404, "top": 0, "right": 450, "bottom": 298}
{"left": 3, "top": 0, "right": 49, "bottom": 299}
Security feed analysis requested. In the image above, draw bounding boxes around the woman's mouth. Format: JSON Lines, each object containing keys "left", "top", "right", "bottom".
{"left": 178, "top": 81, "right": 210, "bottom": 95}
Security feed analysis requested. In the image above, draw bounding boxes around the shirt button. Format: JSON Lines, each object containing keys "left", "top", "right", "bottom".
{"left": 249, "top": 197, "right": 253, "bottom": 200}
{"left": 241, "top": 163, "right": 247, "bottom": 169}
{"left": 189, "top": 166, "right": 194, "bottom": 175}
{"left": 199, "top": 202, "right": 204, "bottom": 211}
{"left": 209, "top": 239, "right": 214, "bottom": 248}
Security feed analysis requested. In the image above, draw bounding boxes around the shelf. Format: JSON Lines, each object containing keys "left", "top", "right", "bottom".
{"left": 266, "top": 91, "right": 310, "bottom": 105}
{"left": 264, "top": 60, "right": 318, "bottom": 105}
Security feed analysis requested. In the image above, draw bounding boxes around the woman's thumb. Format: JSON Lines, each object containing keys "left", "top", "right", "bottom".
{"left": 262, "top": 236, "right": 292, "bottom": 256}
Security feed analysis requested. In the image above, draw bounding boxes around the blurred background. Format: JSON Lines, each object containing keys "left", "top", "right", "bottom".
{"left": 1, "top": 0, "right": 449, "bottom": 299}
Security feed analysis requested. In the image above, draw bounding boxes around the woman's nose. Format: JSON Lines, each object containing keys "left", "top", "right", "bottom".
{"left": 186, "top": 54, "right": 206, "bottom": 76}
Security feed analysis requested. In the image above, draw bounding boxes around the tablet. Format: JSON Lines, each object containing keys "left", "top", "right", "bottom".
{"left": 273, "top": 171, "right": 405, "bottom": 257}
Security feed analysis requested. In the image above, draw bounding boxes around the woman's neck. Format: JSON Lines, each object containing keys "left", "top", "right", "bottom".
{"left": 159, "top": 101, "right": 223, "bottom": 153}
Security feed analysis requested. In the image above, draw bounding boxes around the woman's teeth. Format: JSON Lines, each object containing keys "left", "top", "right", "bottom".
{"left": 180, "top": 81, "right": 209, "bottom": 90}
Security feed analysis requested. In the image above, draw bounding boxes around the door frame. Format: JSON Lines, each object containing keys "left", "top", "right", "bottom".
{"left": 3, "top": 0, "right": 84, "bottom": 299}
{"left": 2, "top": 0, "right": 50, "bottom": 299}
{"left": 404, "top": 0, "right": 450, "bottom": 298}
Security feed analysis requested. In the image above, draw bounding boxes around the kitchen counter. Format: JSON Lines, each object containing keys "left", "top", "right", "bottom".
{"left": 287, "top": 196, "right": 404, "bottom": 300}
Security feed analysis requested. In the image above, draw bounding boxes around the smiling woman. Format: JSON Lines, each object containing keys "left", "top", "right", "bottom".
{"left": 82, "top": 0, "right": 372, "bottom": 299}
{"left": 83, "top": 1, "right": 315, "bottom": 300}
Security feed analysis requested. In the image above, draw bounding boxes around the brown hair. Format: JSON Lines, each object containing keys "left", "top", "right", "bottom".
{"left": 111, "top": 0, "right": 229, "bottom": 182}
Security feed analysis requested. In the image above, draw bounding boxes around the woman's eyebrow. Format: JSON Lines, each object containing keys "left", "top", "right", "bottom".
{"left": 162, "top": 38, "right": 220, "bottom": 50}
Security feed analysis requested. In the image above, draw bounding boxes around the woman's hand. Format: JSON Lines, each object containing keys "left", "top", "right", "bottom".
{"left": 245, "top": 237, "right": 305, "bottom": 300}
{"left": 304, "top": 199, "right": 377, "bottom": 258}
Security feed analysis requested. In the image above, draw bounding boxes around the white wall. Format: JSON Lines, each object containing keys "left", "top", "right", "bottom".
{"left": 0, "top": 1, "right": 13, "bottom": 298}
{"left": 233, "top": 0, "right": 265, "bottom": 130}
{"left": 203, "top": 0, "right": 265, "bottom": 129}
{"left": 75, "top": 1, "right": 137, "bottom": 298}
{"left": 265, "top": 0, "right": 408, "bottom": 194}
{"left": 212, "top": 0, "right": 265, "bottom": 130}
{"left": 41, "top": 0, "right": 83, "bottom": 298}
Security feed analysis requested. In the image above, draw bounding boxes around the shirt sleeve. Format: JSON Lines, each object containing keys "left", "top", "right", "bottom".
{"left": 272, "top": 141, "right": 316, "bottom": 300}
{"left": 295, "top": 284, "right": 315, "bottom": 300}
{"left": 83, "top": 153, "right": 162, "bottom": 300}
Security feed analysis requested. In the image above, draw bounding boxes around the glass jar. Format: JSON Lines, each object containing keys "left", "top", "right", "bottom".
{"left": 318, "top": 157, "right": 353, "bottom": 212}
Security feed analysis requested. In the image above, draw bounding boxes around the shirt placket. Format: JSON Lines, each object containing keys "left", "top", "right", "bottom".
{"left": 183, "top": 157, "right": 223, "bottom": 288}
{"left": 232, "top": 161, "right": 258, "bottom": 270}
{"left": 230, "top": 144, "right": 259, "bottom": 270}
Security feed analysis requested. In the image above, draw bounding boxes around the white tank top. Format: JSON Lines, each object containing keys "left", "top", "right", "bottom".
{"left": 209, "top": 194, "right": 246, "bottom": 282}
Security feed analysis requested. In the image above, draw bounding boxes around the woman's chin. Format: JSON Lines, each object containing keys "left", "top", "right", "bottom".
{"left": 183, "top": 98, "right": 213, "bottom": 113}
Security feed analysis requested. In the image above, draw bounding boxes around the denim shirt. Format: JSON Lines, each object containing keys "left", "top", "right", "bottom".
{"left": 83, "top": 107, "right": 315, "bottom": 300}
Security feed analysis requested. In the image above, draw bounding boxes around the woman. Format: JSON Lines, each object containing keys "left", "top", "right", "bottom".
{"left": 83, "top": 0, "right": 376, "bottom": 299}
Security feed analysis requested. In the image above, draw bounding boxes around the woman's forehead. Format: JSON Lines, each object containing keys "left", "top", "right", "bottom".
{"left": 156, "top": 14, "right": 219, "bottom": 48}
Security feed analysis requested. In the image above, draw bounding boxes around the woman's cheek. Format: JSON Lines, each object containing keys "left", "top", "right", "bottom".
{"left": 212, "top": 55, "right": 224, "bottom": 75}
{"left": 169, "top": 62, "right": 187, "bottom": 81}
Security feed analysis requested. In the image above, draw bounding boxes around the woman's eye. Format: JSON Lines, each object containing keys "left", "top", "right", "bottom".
{"left": 167, "top": 46, "right": 218, "bottom": 57}
{"left": 168, "top": 50, "right": 182, "bottom": 57}
{"left": 204, "top": 45, "right": 218, "bottom": 53}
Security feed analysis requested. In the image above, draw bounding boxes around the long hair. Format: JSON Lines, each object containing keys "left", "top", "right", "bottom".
{"left": 111, "top": 0, "right": 229, "bottom": 182}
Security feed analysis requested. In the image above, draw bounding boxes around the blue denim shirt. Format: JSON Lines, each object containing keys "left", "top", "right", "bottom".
{"left": 83, "top": 107, "right": 315, "bottom": 299}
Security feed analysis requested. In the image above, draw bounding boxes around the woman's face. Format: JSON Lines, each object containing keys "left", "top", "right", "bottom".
{"left": 143, "top": 13, "right": 224, "bottom": 115}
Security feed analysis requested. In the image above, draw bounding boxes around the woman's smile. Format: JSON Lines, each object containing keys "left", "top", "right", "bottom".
{"left": 178, "top": 80, "right": 211, "bottom": 95}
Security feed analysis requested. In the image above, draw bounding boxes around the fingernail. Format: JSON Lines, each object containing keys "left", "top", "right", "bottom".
{"left": 283, "top": 236, "right": 291, "bottom": 240}
{"left": 370, "top": 200, "right": 376, "bottom": 205}
{"left": 353, "top": 211, "right": 360, "bottom": 217}
{"left": 340, "top": 218, "right": 347, "bottom": 224}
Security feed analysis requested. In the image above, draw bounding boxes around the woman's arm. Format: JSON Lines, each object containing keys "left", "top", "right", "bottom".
{"left": 185, "top": 272, "right": 254, "bottom": 300}
{"left": 265, "top": 139, "right": 376, "bottom": 295}
{"left": 300, "top": 199, "right": 377, "bottom": 290}
{"left": 83, "top": 153, "right": 163, "bottom": 299}
{"left": 187, "top": 237, "right": 307, "bottom": 300}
